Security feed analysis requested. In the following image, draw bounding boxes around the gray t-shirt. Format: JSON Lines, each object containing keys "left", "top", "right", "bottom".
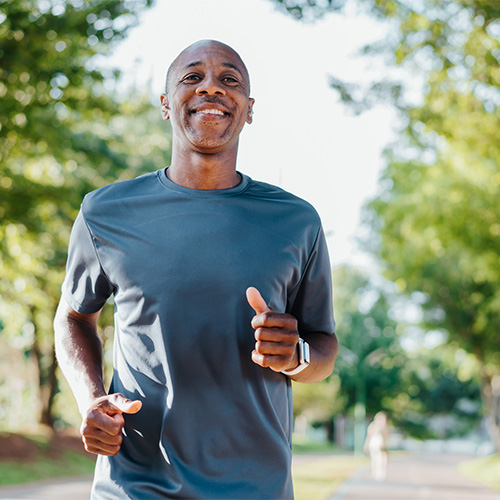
{"left": 62, "top": 169, "right": 335, "bottom": 499}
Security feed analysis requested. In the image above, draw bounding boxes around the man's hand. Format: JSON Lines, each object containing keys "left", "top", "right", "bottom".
{"left": 80, "top": 393, "right": 142, "bottom": 456}
{"left": 246, "top": 287, "right": 300, "bottom": 373}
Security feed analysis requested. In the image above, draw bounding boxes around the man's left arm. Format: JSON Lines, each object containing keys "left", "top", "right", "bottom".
{"left": 247, "top": 287, "right": 338, "bottom": 383}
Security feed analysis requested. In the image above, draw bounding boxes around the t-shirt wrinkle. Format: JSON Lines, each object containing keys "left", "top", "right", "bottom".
{"left": 288, "top": 223, "right": 321, "bottom": 298}
{"left": 81, "top": 207, "right": 115, "bottom": 292}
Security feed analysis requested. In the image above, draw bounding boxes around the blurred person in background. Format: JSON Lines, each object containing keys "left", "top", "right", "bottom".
{"left": 364, "top": 411, "right": 390, "bottom": 481}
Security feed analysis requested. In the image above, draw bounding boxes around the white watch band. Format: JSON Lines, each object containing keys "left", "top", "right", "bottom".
{"left": 282, "top": 338, "right": 310, "bottom": 376}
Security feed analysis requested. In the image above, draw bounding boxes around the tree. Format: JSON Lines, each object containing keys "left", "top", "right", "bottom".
{"left": 393, "top": 346, "right": 481, "bottom": 440}
{"left": 0, "top": 0, "right": 172, "bottom": 429}
{"left": 330, "top": 265, "right": 408, "bottom": 451}
{"left": 366, "top": 136, "right": 500, "bottom": 447}
{"left": 292, "top": 264, "right": 408, "bottom": 447}
{"left": 267, "top": 0, "right": 500, "bottom": 450}
{"left": 295, "top": 265, "right": 482, "bottom": 449}
{"left": 361, "top": 0, "right": 500, "bottom": 450}
{"left": 268, "top": 0, "right": 344, "bottom": 21}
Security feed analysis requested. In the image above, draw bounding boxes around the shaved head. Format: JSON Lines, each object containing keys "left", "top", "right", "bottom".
{"left": 164, "top": 39, "right": 251, "bottom": 96}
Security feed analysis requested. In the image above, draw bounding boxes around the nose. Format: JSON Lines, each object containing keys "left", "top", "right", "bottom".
{"left": 195, "top": 74, "right": 226, "bottom": 96}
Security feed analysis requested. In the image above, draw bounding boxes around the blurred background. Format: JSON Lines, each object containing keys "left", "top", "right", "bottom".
{"left": 0, "top": 0, "right": 499, "bottom": 496}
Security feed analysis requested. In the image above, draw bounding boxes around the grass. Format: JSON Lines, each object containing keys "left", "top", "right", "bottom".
{"left": 292, "top": 436, "right": 367, "bottom": 500}
{"left": 0, "top": 431, "right": 96, "bottom": 487}
{"left": 458, "top": 453, "right": 500, "bottom": 491}
{"left": 0, "top": 451, "right": 95, "bottom": 487}
{"left": 292, "top": 434, "right": 338, "bottom": 454}
{"left": 292, "top": 454, "right": 367, "bottom": 500}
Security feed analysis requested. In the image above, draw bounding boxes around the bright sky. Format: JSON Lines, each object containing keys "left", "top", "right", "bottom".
{"left": 110, "top": 0, "right": 397, "bottom": 270}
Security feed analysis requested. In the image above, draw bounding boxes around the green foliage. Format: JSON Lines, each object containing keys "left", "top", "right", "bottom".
{"left": 357, "top": 0, "right": 500, "bottom": 444}
{"left": 292, "top": 375, "right": 344, "bottom": 422}
{"left": 368, "top": 149, "right": 500, "bottom": 368}
{"left": 355, "top": 1, "right": 500, "bottom": 372}
{"left": 392, "top": 347, "right": 482, "bottom": 439}
{"left": 0, "top": 0, "right": 170, "bottom": 429}
{"left": 294, "top": 265, "right": 482, "bottom": 441}
{"left": 268, "top": 0, "right": 346, "bottom": 22}
{"left": 331, "top": 265, "right": 407, "bottom": 417}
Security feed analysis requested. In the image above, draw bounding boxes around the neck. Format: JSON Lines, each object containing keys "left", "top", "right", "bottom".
{"left": 168, "top": 146, "right": 241, "bottom": 191}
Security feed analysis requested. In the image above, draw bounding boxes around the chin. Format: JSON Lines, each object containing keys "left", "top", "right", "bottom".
{"left": 194, "top": 137, "right": 226, "bottom": 148}
{"left": 189, "top": 132, "right": 235, "bottom": 151}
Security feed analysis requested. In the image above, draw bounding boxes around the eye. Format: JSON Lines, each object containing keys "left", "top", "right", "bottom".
{"left": 221, "top": 75, "right": 239, "bottom": 84}
{"left": 183, "top": 74, "right": 201, "bottom": 82}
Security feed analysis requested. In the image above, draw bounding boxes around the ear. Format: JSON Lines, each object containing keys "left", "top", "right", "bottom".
{"left": 246, "top": 98, "right": 255, "bottom": 125}
{"left": 160, "top": 94, "right": 170, "bottom": 121}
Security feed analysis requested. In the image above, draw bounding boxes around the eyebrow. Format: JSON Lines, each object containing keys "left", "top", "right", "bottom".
{"left": 185, "top": 61, "right": 244, "bottom": 77}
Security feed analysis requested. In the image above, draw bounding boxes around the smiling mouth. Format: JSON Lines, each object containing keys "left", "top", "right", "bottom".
{"left": 194, "top": 108, "right": 228, "bottom": 116}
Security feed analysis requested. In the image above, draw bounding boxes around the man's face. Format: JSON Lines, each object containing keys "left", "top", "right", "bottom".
{"left": 160, "top": 41, "right": 254, "bottom": 154}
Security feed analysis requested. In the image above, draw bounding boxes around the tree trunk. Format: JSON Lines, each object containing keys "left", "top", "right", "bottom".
{"left": 480, "top": 372, "right": 500, "bottom": 453}
{"left": 40, "top": 348, "right": 58, "bottom": 427}
{"left": 32, "top": 314, "right": 57, "bottom": 429}
{"left": 353, "top": 364, "right": 366, "bottom": 455}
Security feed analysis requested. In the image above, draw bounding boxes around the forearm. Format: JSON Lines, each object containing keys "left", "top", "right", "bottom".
{"left": 54, "top": 300, "right": 106, "bottom": 415}
{"left": 288, "top": 332, "right": 338, "bottom": 383}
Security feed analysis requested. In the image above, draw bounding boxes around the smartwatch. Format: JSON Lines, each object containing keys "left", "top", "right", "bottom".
{"left": 282, "top": 338, "right": 310, "bottom": 376}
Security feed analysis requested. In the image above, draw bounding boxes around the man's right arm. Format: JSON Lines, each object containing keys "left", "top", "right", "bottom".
{"left": 54, "top": 299, "right": 141, "bottom": 455}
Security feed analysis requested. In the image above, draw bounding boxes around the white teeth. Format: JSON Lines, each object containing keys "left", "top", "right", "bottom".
{"left": 197, "top": 109, "right": 225, "bottom": 116}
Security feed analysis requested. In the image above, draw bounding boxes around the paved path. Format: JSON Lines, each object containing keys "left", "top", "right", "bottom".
{"left": 329, "top": 452, "right": 500, "bottom": 500}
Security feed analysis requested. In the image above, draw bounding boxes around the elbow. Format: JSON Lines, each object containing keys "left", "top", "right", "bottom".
{"left": 326, "top": 332, "right": 339, "bottom": 377}
{"left": 300, "top": 332, "right": 338, "bottom": 383}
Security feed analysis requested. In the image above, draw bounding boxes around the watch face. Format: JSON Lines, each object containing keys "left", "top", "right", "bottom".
{"left": 303, "top": 340, "right": 311, "bottom": 365}
{"left": 299, "top": 338, "right": 311, "bottom": 365}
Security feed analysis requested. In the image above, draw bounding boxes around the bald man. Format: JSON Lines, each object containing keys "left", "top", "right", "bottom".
{"left": 55, "top": 40, "right": 338, "bottom": 499}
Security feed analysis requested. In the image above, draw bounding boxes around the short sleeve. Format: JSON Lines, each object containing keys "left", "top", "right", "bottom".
{"left": 287, "top": 225, "right": 335, "bottom": 335}
{"left": 61, "top": 209, "right": 115, "bottom": 314}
